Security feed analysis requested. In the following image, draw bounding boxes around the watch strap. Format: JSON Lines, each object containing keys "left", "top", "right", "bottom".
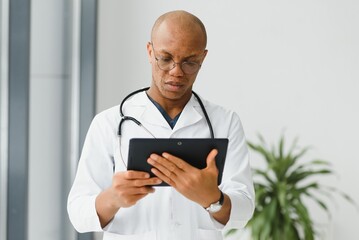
{"left": 204, "top": 190, "right": 224, "bottom": 209}
{"left": 218, "top": 190, "right": 224, "bottom": 205}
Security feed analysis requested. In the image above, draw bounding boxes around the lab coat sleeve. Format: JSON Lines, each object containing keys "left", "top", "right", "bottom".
{"left": 67, "top": 113, "right": 115, "bottom": 233}
{"left": 212, "top": 112, "right": 255, "bottom": 232}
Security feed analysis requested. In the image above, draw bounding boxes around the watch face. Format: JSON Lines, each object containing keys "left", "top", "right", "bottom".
{"left": 206, "top": 191, "right": 224, "bottom": 213}
{"left": 211, "top": 204, "right": 222, "bottom": 212}
{"left": 208, "top": 202, "right": 222, "bottom": 213}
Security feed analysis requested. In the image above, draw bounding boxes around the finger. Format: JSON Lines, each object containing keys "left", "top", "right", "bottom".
{"left": 161, "top": 152, "right": 190, "bottom": 171}
{"left": 147, "top": 156, "right": 177, "bottom": 179}
{"left": 206, "top": 149, "right": 218, "bottom": 169}
{"left": 124, "top": 186, "right": 156, "bottom": 195}
{"left": 121, "top": 193, "right": 151, "bottom": 207}
{"left": 130, "top": 177, "right": 162, "bottom": 187}
{"left": 124, "top": 170, "right": 150, "bottom": 180}
{"left": 151, "top": 167, "right": 175, "bottom": 186}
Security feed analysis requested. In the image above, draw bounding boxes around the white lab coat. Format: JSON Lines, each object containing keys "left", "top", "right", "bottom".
{"left": 67, "top": 91, "right": 255, "bottom": 240}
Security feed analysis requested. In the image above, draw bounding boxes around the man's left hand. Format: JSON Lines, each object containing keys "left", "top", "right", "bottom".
{"left": 147, "top": 149, "right": 221, "bottom": 208}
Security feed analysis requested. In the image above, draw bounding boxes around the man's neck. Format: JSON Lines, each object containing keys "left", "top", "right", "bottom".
{"left": 146, "top": 88, "right": 192, "bottom": 119}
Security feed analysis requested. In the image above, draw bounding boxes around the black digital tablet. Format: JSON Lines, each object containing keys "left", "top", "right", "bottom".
{"left": 127, "top": 138, "right": 229, "bottom": 186}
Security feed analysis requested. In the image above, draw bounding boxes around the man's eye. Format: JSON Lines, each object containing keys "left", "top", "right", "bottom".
{"left": 184, "top": 61, "right": 197, "bottom": 67}
{"left": 160, "top": 57, "right": 172, "bottom": 63}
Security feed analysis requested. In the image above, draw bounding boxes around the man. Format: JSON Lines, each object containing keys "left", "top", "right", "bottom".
{"left": 68, "top": 10, "right": 254, "bottom": 240}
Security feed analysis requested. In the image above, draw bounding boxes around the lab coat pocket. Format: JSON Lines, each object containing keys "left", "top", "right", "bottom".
{"left": 103, "top": 230, "right": 156, "bottom": 240}
{"left": 198, "top": 229, "right": 223, "bottom": 240}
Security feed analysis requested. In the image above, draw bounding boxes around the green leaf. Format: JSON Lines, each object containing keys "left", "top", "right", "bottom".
{"left": 257, "top": 133, "right": 267, "bottom": 145}
{"left": 279, "top": 134, "right": 284, "bottom": 160}
{"left": 304, "top": 192, "right": 331, "bottom": 218}
{"left": 248, "top": 142, "right": 277, "bottom": 164}
{"left": 253, "top": 169, "right": 275, "bottom": 185}
{"left": 291, "top": 146, "right": 311, "bottom": 163}
{"left": 287, "top": 169, "right": 332, "bottom": 184}
{"left": 224, "top": 228, "right": 237, "bottom": 237}
{"left": 294, "top": 200, "right": 314, "bottom": 239}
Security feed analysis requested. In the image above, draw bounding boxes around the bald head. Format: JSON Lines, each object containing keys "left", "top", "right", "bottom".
{"left": 151, "top": 10, "right": 207, "bottom": 49}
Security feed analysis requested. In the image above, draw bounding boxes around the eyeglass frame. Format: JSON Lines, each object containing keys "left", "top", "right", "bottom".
{"left": 150, "top": 42, "right": 206, "bottom": 75}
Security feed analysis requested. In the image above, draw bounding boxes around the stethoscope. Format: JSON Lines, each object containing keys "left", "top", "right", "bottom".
{"left": 117, "top": 87, "right": 214, "bottom": 168}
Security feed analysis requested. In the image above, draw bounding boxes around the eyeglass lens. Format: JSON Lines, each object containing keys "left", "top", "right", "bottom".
{"left": 156, "top": 58, "right": 200, "bottom": 74}
{"left": 151, "top": 43, "right": 201, "bottom": 74}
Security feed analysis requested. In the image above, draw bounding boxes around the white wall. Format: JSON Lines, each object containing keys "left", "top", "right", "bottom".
{"left": 97, "top": 1, "right": 359, "bottom": 239}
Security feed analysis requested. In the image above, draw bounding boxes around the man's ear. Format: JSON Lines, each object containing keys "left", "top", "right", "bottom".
{"left": 146, "top": 42, "right": 153, "bottom": 63}
{"left": 201, "top": 49, "right": 208, "bottom": 63}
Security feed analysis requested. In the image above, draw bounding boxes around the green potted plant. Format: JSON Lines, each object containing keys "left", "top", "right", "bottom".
{"left": 243, "top": 134, "right": 354, "bottom": 240}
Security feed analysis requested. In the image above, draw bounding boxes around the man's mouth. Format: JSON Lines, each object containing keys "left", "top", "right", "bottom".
{"left": 165, "top": 82, "right": 184, "bottom": 91}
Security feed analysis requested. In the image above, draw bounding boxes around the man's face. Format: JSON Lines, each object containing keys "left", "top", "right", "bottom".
{"left": 147, "top": 21, "right": 207, "bottom": 102}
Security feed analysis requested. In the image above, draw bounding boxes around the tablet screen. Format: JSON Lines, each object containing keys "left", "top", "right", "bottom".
{"left": 127, "top": 138, "right": 228, "bottom": 186}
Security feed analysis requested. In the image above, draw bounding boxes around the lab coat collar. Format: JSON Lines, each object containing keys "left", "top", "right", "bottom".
{"left": 129, "top": 91, "right": 203, "bottom": 131}
{"left": 172, "top": 96, "right": 203, "bottom": 133}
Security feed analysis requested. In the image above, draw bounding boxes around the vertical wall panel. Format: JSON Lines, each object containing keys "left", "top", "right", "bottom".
{"left": 7, "top": 0, "right": 31, "bottom": 239}
{"left": 0, "top": 0, "right": 9, "bottom": 239}
{"left": 79, "top": 0, "right": 97, "bottom": 147}
{"left": 78, "top": 1, "right": 97, "bottom": 240}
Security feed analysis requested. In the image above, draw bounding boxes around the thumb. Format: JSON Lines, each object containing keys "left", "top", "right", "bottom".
{"left": 206, "top": 149, "right": 218, "bottom": 169}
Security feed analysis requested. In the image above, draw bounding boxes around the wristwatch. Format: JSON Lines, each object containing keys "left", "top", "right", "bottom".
{"left": 205, "top": 190, "right": 224, "bottom": 213}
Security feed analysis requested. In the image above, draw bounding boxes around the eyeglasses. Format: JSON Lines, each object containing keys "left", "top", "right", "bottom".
{"left": 151, "top": 43, "right": 203, "bottom": 75}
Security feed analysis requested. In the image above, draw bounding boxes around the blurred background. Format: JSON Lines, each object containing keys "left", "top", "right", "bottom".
{"left": 1, "top": 0, "right": 358, "bottom": 240}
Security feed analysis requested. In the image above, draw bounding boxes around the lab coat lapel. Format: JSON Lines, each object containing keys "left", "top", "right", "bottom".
{"left": 135, "top": 92, "right": 203, "bottom": 131}
{"left": 140, "top": 95, "right": 171, "bottom": 129}
{"left": 172, "top": 95, "right": 203, "bottom": 132}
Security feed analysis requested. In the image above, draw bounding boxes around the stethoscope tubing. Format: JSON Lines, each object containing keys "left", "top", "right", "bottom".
{"left": 118, "top": 87, "right": 214, "bottom": 139}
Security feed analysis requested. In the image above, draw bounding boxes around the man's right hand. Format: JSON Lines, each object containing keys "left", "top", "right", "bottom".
{"left": 95, "top": 171, "right": 162, "bottom": 228}
{"left": 110, "top": 171, "right": 162, "bottom": 208}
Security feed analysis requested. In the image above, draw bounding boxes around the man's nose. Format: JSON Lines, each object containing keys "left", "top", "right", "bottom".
{"left": 169, "top": 62, "right": 184, "bottom": 76}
